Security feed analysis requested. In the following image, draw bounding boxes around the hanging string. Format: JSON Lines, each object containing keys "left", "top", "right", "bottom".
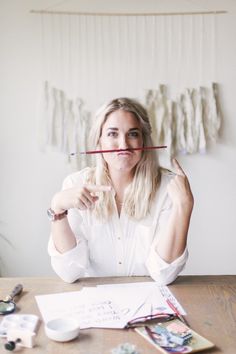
{"left": 187, "top": 16, "right": 193, "bottom": 87}
{"left": 80, "top": 15, "right": 86, "bottom": 96}
{"left": 212, "top": 13, "right": 217, "bottom": 82}
{"left": 144, "top": 15, "right": 149, "bottom": 88}
{"left": 40, "top": 14, "right": 46, "bottom": 79}
{"left": 52, "top": 14, "right": 57, "bottom": 85}
{"left": 106, "top": 15, "right": 113, "bottom": 98}
{"left": 68, "top": 14, "right": 72, "bottom": 96}
{"left": 168, "top": 16, "right": 173, "bottom": 87}
{"left": 123, "top": 16, "right": 129, "bottom": 96}
{"left": 199, "top": 15, "right": 203, "bottom": 86}
{"left": 159, "top": 16, "right": 164, "bottom": 85}
{"left": 96, "top": 16, "right": 102, "bottom": 101}
{"left": 84, "top": 18, "right": 90, "bottom": 98}
{"left": 152, "top": 16, "right": 158, "bottom": 89}
{"left": 38, "top": 14, "right": 48, "bottom": 151}
{"left": 138, "top": 16, "right": 145, "bottom": 90}
{"left": 90, "top": 16, "right": 97, "bottom": 100}
{"left": 133, "top": 16, "right": 138, "bottom": 93}
{"left": 173, "top": 15, "right": 182, "bottom": 93}
{"left": 149, "top": 16, "right": 155, "bottom": 89}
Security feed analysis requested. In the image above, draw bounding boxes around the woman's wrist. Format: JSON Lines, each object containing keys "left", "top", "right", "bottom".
{"left": 51, "top": 193, "right": 66, "bottom": 214}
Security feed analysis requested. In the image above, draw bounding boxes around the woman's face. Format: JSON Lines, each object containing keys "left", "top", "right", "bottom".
{"left": 99, "top": 110, "right": 143, "bottom": 174}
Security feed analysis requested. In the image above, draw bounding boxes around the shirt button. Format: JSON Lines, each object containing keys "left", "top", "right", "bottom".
{"left": 118, "top": 237, "right": 121, "bottom": 240}
{"left": 118, "top": 262, "right": 122, "bottom": 265}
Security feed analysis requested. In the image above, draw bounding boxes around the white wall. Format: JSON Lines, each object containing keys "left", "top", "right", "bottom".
{"left": 0, "top": 0, "right": 235, "bottom": 277}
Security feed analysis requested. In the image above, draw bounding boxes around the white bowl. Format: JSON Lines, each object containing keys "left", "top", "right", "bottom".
{"left": 45, "top": 318, "right": 80, "bottom": 342}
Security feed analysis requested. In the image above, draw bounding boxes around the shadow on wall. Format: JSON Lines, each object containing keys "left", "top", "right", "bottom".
{"left": 0, "top": 233, "right": 13, "bottom": 276}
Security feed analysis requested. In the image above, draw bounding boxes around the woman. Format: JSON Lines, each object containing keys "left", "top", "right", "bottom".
{"left": 48, "top": 97, "right": 194, "bottom": 284}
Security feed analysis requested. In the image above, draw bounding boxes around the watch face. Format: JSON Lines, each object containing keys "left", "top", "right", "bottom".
{"left": 47, "top": 208, "right": 55, "bottom": 221}
{"left": 47, "top": 208, "right": 68, "bottom": 221}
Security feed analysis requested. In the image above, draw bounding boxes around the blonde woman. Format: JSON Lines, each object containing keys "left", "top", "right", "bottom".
{"left": 48, "top": 97, "right": 194, "bottom": 284}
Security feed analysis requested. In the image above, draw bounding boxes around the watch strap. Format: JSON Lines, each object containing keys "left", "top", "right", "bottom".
{"left": 47, "top": 208, "right": 68, "bottom": 221}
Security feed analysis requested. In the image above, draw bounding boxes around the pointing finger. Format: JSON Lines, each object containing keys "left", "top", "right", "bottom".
{"left": 85, "top": 184, "right": 112, "bottom": 193}
{"left": 172, "top": 158, "right": 186, "bottom": 176}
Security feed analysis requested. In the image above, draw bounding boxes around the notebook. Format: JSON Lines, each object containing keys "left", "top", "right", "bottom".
{"left": 135, "top": 317, "right": 214, "bottom": 353}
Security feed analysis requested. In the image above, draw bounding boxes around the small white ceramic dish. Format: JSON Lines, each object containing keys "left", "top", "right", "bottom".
{"left": 45, "top": 318, "right": 80, "bottom": 342}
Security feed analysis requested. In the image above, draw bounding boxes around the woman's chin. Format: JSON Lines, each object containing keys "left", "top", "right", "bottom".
{"left": 114, "top": 163, "right": 136, "bottom": 173}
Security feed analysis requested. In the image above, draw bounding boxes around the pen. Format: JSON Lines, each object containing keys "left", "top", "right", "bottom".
{"left": 70, "top": 145, "right": 167, "bottom": 156}
{"left": 166, "top": 299, "right": 190, "bottom": 327}
{"left": 144, "top": 325, "right": 157, "bottom": 343}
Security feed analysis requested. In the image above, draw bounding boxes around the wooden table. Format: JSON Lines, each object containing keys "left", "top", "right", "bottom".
{"left": 0, "top": 276, "right": 235, "bottom": 353}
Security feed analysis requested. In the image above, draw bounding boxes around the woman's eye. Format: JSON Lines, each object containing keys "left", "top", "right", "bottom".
{"left": 128, "top": 131, "right": 139, "bottom": 138}
{"left": 107, "top": 131, "right": 118, "bottom": 137}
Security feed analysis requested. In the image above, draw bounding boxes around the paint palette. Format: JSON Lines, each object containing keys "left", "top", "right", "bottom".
{"left": 0, "top": 314, "right": 39, "bottom": 337}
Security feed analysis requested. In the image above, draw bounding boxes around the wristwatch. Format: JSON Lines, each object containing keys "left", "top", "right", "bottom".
{"left": 47, "top": 208, "right": 68, "bottom": 222}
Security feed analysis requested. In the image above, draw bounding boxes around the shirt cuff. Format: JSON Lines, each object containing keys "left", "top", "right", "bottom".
{"left": 48, "top": 237, "right": 88, "bottom": 283}
{"left": 145, "top": 246, "right": 189, "bottom": 285}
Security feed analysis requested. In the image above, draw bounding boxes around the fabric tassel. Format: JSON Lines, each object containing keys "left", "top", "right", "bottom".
{"left": 201, "top": 83, "right": 221, "bottom": 143}
{"left": 174, "top": 97, "right": 187, "bottom": 155}
{"left": 181, "top": 89, "right": 196, "bottom": 154}
{"left": 38, "top": 81, "right": 50, "bottom": 151}
{"left": 154, "top": 86, "right": 166, "bottom": 145}
{"left": 212, "top": 82, "right": 222, "bottom": 139}
{"left": 40, "top": 81, "right": 222, "bottom": 165}
{"left": 192, "top": 88, "right": 206, "bottom": 154}
{"left": 162, "top": 97, "right": 173, "bottom": 162}
{"left": 145, "top": 89, "right": 158, "bottom": 144}
{"left": 74, "top": 98, "right": 91, "bottom": 169}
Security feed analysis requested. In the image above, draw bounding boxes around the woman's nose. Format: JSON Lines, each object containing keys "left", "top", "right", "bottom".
{"left": 118, "top": 135, "right": 129, "bottom": 148}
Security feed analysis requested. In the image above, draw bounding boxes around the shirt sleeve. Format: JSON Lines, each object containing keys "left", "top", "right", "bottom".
{"left": 145, "top": 244, "right": 188, "bottom": 285}
{"left": 47, "top": 171, "right": 90, "bottom": 283}
{"left": 145, "top": 187, "right": 189, "bottom": 285}
{"left": 48, "top": 235, "right": 89, "bottom": 283}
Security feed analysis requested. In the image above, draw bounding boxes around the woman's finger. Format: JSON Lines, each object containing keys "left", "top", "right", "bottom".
{"left": 73, "top": 198, "right": 87, "bottom": 210}
{"left": 172, "top": 158, "right": 186, "bottom": 177}
{"left": 83, "top": 188, "right": 98, "bottom": 204}
{"left": 80, "top": 194, "right": 93, "bottom": 208}
{"left": 85, "top": 184, "right": 112, "bottom": 193}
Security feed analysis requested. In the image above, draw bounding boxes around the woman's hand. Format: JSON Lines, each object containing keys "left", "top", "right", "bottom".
{"left": 167, "top": 159, "right": 194, "bottom": 211}
{"left": 51, "top": 185, "right": 112, "bottom": 213}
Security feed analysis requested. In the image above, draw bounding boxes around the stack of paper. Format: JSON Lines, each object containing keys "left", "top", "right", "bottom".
{"left": 35, "top": 282, "right": 186, "bottom": 329}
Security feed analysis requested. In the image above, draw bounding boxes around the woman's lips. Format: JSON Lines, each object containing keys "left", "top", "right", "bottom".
{"left": 117, "top": 150, "right": 133, "bottom": 156}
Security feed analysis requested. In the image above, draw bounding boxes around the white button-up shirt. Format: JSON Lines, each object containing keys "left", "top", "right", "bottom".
{"left": 48, "top": 168, "right": 188, "bottom": 284}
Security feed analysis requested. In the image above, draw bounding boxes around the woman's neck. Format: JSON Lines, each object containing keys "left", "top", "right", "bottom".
{"left": 109, "top": 168, "right": 134, "bottom": 203}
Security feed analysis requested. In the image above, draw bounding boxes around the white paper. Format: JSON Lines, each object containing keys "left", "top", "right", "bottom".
{"left": 35, "top": 282, "right": 186, "bottom": 329}
{"left": 97, "top": 282, "right": 185, "bottom": 318}
{"left": 95, "top": 284, "right": 153, "bottom": 322}
{"left": 36, "top": 288, "right": 127, "bottom": 329}
{"left": 159, "top": 286, "right": 186, "bottom": 315}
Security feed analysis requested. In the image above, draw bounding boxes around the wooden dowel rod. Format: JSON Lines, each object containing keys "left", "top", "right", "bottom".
{"left": 30, "top": 10, "right": 227, "bottom": 17}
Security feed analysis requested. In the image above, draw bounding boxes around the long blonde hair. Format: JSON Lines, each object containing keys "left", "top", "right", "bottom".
{"left": 87, "top": 97, "right": 161, "bottom": 220}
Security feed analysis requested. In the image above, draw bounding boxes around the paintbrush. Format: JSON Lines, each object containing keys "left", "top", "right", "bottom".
{"left": 70, "top": 145, "right": 167, "bottom": 156}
